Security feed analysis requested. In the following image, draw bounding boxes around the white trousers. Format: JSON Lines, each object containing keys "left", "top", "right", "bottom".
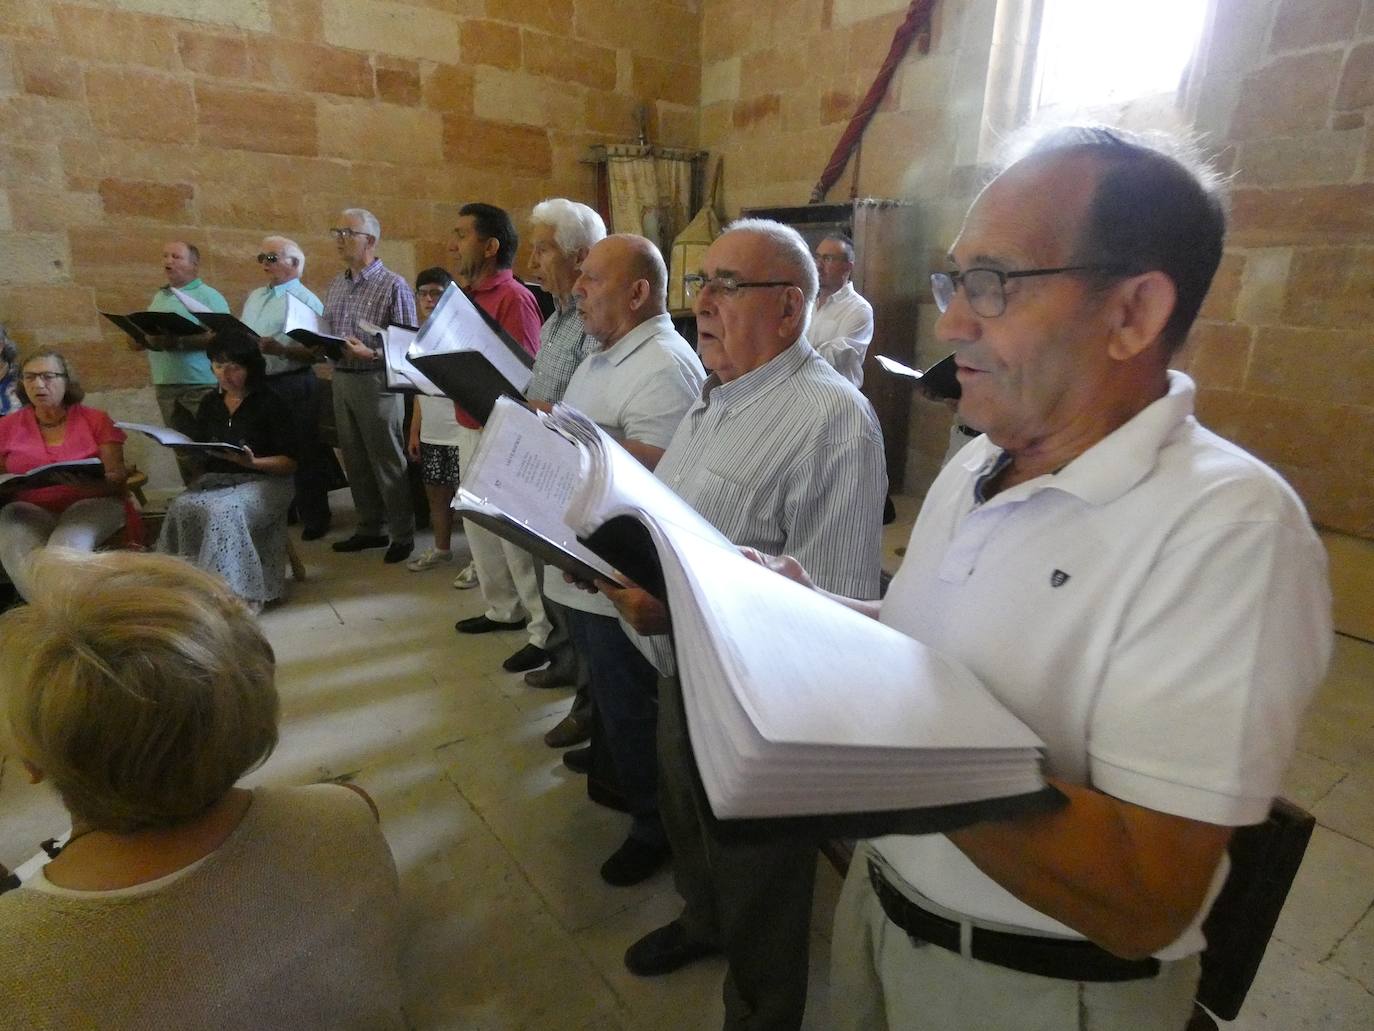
{"left": 830, "top": 845, "right": 1201, "bottom": 1031}
{"left": 0, "top": 498, "right": 126, "bottom": 600}
{"left": 455, "top": 424, "right": 549, "bottom": 648}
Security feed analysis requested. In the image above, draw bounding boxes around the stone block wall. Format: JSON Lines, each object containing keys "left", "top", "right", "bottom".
{"left": 701, "top": 0, "right": 1373, "bottom": 537}
{"left": 0, "top": 0, "right": 701, "bottom": 394}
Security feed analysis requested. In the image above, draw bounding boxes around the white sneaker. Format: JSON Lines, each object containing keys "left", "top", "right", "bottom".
{"left": 452, "top": 562, "right": 479, "bottom": 589}
{"left": 407, "top": 548, "right": 453, "bottom": 572}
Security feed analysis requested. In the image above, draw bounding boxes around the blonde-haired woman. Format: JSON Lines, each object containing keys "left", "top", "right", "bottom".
{"left": 0, "top": 549, "right": 405, "bottom": 1030}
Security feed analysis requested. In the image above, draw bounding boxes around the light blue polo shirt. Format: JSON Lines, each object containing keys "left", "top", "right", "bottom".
{"left": 145, "top": 277, "right": 229, "bottom": 385}
{"left": 241, "top": 278, "right": 325, "bottom": 375}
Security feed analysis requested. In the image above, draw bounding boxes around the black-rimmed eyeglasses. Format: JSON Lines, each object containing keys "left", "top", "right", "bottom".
{"left": 931, "top": 265, "right": 1132, "bottom": 318}
{"left": 329, "top": 227, "right": 369, "bottom": 241}
{"left": 683, "top": 274, "right": 796, "bottom": 300}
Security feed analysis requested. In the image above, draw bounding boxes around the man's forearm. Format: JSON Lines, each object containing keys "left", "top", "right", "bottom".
{"left": 947, "top": 778, "right": 1232, "bottom": 958}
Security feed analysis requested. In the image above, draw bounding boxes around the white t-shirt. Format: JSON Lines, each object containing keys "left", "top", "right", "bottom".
{"left": 543, "top": 313, "right": 704, "bottom": 616}
{"left": 871, "top": 371, "right": 1331, "bottom": 959}
{"left": 416, "top": 393, "right": 463, "bottom": 447}
{"left": 809, "top": 281, "right": 874, "bottom": 387}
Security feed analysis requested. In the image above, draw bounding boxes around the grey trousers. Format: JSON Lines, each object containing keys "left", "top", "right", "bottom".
{"left": 0, "top": 498, "right": 126, "bottom": 599}
{"left": 331, "top": 370, "right": 414, "bottom": 544}
{"left": 830, "top": 843, "right": 1201, "bottom": 1031}
{"left": 657, "top": 672, "right": 817, "bottom": 1030}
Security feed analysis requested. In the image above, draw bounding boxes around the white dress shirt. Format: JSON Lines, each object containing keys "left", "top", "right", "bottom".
{"left": 809, "top": 281, "right": 874, "bottom": 387}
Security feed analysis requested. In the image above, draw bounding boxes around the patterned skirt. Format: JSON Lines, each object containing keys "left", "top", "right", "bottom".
{"left": 157, "top": 473, "right": 295, "bottom": 603}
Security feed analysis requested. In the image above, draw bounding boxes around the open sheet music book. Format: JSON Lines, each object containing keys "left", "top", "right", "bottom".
{"left": 99, "top": 310, "right": 207, "bottom": 350}
{"left": 281, "top": 293, "right": 348, "bottom": 360}
{"left": 404, "top": 282, "right": 533, "bottom": 424}
{"left": 452, "top": 400, "right": 627, "bottom": 587}
{"left": 116, "top": 422, "right": 250, "bottom": 458}
{"left": 358, "top": 319, "right": 436, "bottom": 396}
{"left": 875, "top": 352, "right": 961, "bottom": 401}
{"left": 461, "top": 398, "right": 1056, "bottom": 830}
{"left": 0, "top": 458, "right": 105, "bottom": 497}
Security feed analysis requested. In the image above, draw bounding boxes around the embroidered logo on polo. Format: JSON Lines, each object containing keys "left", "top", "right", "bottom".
{"left": 1050, "top": 569, "right": 1070, "bottom": 587}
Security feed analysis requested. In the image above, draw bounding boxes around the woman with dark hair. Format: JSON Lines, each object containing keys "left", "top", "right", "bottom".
{"left": 0, "top": 347, "right": 132, "bottom": 599}
{"left": 156, "top": 329, "right": 298, "bottom": 608}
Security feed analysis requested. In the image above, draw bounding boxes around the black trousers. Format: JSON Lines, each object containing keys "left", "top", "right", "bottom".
{"left": 265, "top": 368, "right": 337, "bottom": 532}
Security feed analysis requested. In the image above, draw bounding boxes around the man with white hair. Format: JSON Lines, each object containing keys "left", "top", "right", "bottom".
{"left": 604, "top": 219, "right": 887, "bottom": 1028}
{"left": 521, "top": 198, "right": 605, "bottom": 746}
{"left": 321, "top": 208, "right": 418, "bottom": 564}
{"left": 810, "top": 233, "right": 874, "bottom": 387}
{"left": 240, "top": 234, "right": 333, "bottom": 540}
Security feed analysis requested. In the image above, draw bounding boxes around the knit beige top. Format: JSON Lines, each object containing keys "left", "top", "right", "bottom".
{"left": 0, "top": 784, "right": 406, "bottom": 1030}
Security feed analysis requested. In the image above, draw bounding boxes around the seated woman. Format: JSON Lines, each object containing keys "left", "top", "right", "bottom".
{"left": 157, "top": 331, "right": 297, "bottom": 608}
{"left": 0, "top": 347, "right": 131, "bottom": 599}
{"left": 0, "top": 549, "right": 405, "bottom": 1029}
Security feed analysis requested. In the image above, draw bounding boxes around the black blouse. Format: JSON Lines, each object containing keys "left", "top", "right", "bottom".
{"left": 193, "top": 387, "right": 298, "bottom": 477}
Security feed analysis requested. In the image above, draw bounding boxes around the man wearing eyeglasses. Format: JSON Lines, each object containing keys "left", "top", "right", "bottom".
{"left": 240, "top": 234, "right": 334, "bottom": 540}
{"left": 321, "top": 208, "right": 418, "bottom": 564}
{"left": 809, "top": 234, "right": 874, "bottom": 387}
{"left": 603, "top": 219, "right": 886, "bottom": 1029}
{"left": 747, "top": 129, "right": 1330, "bottom": 1031}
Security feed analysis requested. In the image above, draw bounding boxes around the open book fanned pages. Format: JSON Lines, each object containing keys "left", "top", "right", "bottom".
{"left": 463, "top": 398, "right": 1058, "bottom": 832}
{"left": 405, "top": 282, "right": 533, "bottom": 424}
{"left": 452, "top": 399, "right": 627, "bottom": 587}
{"left": 0, "top": 458, "right": 105, "bottom": 496}
{"left": 115, "top": 422, "right": 250, "bottom": 458}
{"left": 281, "top": 293, "right": 347, "bottom": 361}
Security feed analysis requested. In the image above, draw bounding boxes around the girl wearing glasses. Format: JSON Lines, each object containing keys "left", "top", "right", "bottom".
{"left": 0, "top": 348, "right": 132, "bottom": 600}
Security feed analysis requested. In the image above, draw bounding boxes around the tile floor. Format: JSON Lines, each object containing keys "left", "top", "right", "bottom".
{"left": 1, "top": 497, "right": 1371, "bottom": 1029}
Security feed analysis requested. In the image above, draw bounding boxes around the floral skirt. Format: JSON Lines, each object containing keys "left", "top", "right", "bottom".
{"left": 157, "top": 473, "right": 294, "bottom": 603}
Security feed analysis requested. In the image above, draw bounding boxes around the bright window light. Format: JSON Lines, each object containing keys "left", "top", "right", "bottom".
{"left": 1035, "top": 0, "right": 1209, "bottom": 111}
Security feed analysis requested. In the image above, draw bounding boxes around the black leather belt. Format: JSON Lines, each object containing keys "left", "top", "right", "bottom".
{"left": 867, "top": 861, "right": 1160, "bottom": 982}
{"left": 333, "top": 365, "right": 382, "bottom": 374}
{"left": 267, "top": 366, "right": 312, "bottom": 378}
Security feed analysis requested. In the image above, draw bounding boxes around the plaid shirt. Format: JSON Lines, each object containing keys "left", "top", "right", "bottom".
{"left": 322, "top": 259, "right": 417, "bottom": 371}
{"left": 527, "top": 299, "right": 594, "bottom": 403}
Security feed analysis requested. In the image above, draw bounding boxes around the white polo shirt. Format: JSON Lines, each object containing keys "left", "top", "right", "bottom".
{"left": 544, "top": 313, "right": 704, "bottom": 616}
{"left": 809, "top": 281, "right": 874, "bottom": 387}
{"left": 871, "top": 371, "right": 1331, "bottom": 959}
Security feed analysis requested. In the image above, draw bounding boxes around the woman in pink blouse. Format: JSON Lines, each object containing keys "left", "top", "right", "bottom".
{"left": 0, "top": 348, "right": 131, "bottom": 599}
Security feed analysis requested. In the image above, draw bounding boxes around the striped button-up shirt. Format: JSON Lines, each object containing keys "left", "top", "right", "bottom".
{"left": 639, "top": 336, "right": 888, "bottom": 670}
{"left": 527, "top": 299, "right": 594, "bottom": 404}
{"left": 322, "top": 259, "right": 417, "bottom": 372}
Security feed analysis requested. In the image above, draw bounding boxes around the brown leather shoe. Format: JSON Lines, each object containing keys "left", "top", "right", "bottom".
{"left": 543, "top": 711, "right": 590, "bottom": 748}
{"left": 525, "top": 666, "right": 577, "bottom": 689}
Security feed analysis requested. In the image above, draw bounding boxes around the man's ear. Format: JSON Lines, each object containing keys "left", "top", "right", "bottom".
{"left": 21, "top": 760, "right": 44, "bottom": 785}
{"left": 778, "top": 285, "right": 806, "bottom": 338}
{"left": 572, "top": 246, "right": 589, "bottom": 271}
{"left": 628, "top": 278, "right": 650, "bottom": 312}
{"left": 483, "top": 236, "right": 500, "bottom": 262}
{"left": 1107, "top": 271, "right": 1176, "bottom": 362}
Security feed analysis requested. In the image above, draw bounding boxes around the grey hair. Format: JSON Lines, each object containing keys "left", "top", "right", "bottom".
{"left": 722, "top": 218, "right": 820, "bottom": 309}
{"left": 531, "top": 198, "right": 607, "bottom": 255}
{"left": 342, "top": 208, "right": 381, "bottom": 242}
{"left": 261, "top": 234, "right": 305, "bottom": 274}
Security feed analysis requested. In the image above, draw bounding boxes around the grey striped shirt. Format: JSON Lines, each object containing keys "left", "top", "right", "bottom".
{"left": 527, "top": 301, "right": 593, "bottom": 403}
{"left": 638, "top": 336, "right": 887, "bottom": 670}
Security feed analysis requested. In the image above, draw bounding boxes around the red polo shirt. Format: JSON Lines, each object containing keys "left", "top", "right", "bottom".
{"left": 455, "top": 269, "right": 543, "bottom": 428}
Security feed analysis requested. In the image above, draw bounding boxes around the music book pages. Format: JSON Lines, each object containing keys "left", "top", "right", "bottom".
{"left": 464, "top": 399, "right": 1052, "bottom": 828}
{"left": 406, "top": 281, "right": 534, "bottom": 400}
{"left": 115, "top": 422, "right": 250, "bottom": 458}
{"left": 0, "top": 458, "right": 105, "bottom": 496}
{"left": 282, "top": 293, "right": 347, "bottom": 360}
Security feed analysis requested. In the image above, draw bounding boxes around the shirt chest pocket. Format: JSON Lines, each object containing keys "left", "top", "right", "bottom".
{"left": 686, "top": 466, "right": 755, "bottom": 532}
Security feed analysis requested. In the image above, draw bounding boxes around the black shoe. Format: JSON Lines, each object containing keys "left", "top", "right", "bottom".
{"left": 544, "top": 712, "right": 590, "bottom": 748}
{"left": 454, "top": 614, "right": 529, "bottom": 634}
{"left": 624, "top": 921, "right": 718, "bottom": 977}
{"left": 524, "top": 666, "right": 577, "bottom": 689}
{"left": 383, "top": 540, "right": 414, "bottom": 564}
{"left": 301, "top": 523, "right": 330, "bottom": 542}
{"left": 502, "top": 643, "right": 550, "bottom": 673}
{"left": 601, "top": 836, "right": 670, "bottom": 887}
{"left": 562, "top": 746, "right": 591, "bottom": 774}
{"left": 332, "top": 534, "right": 388, "bottom": 553}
